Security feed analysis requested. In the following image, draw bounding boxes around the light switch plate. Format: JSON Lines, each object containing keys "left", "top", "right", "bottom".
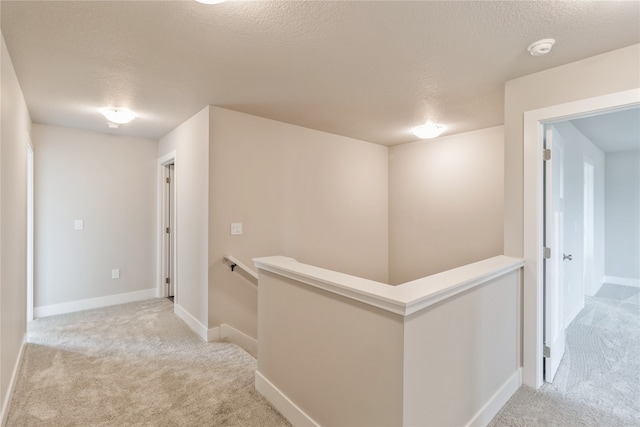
{"left": 230, "top": 223, "right": 243, "bottom": 235}
{"left": 112, "top": 269, "right": 120, "bottom": 279}
{"left": 74, "top": 220, "right": 84, "bottom": 230}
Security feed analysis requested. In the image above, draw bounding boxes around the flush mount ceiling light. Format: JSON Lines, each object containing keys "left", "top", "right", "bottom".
{"left": 527, "top": 38, "right": 555, "bottom": 57}
{"left": 100, "top": 108, "right": 136, "bottom": 124}
{"left": 194, "top": 0, "right": 226, "bottom": 4}
{"left": 412, "top": 123, "right": 446, "bottom": 139}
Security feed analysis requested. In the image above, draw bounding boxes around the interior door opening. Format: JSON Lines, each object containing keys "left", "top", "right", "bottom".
{"left": 27, "top": 141, "right": 34, "bottom": 321}
{"left": 166, "top": 163, "right": 175, "bottom": 300}
{"left": 542, "top": 106, "right": 639, "bottom": 384}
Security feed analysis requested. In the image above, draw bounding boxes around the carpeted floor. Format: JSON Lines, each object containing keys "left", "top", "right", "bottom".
{"left": 6, "top": 298, "right": 291, "bottom": 426}
{"left": 490, "top": 283, "right": 640, "bottom": 427}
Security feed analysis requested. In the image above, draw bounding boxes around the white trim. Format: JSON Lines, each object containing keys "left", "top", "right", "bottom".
{"left": 466, "top": 369, "right": 521, "bottom": 427}
{"left": 26, "top": 139, "right": 34, "bottom": 322}
{"left": 603, "top": 276, "right": 640, "bottom": 288}
{"left": 220, "top": 324, "right": 258, "bottom": 354}
{"left": 157, "top": 151, "right": 177, "bottom": 299}
{"left": 174, "top": 303, "right": 208, "bottom": 341}
{"left": 522, "top": 88, "right": 640, "bottom": 389}
{"left": 33, "top": 289, "right": 156, "bottom": 318}
{"left": 255, "top": 371, "right": 320, "bottom": 427}
{"left": 254, "top": 255, "right": 523, "bottom": 316}
{"left": 1, "top": 333, "right": 26, "bottom": 427}
{"left": 207, "top": 326, "right": 221, "bottom": 342}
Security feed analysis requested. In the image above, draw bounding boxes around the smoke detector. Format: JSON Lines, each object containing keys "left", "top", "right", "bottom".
{"left": 527, "top": 39, "right": 555, "bottom": 57}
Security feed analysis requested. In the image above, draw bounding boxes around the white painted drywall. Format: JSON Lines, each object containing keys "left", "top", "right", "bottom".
{"left": 389, "top": 126, "right": 504, "bottom": 284}
{"left": 158, "top": 107, "right": 210, "bottom": 329}
{"left": 33, "top": 124, "right": 158, "bottom": 308}
{"left": 0, "top": 34, "right": 30, "bottom": 422}
{"left": 605, "top": 151, "right": 640, "bottom": 281}
{"left": 208, "top": 106, "right": 389, "bottom": 337}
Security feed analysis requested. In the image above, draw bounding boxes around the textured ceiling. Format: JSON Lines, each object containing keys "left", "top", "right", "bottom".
{"left": 1, "top": 0, "right": 639, "bottom": 145}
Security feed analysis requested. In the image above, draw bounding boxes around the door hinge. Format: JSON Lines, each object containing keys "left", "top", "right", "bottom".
{"left": 165, "top": 277, "right": 170, "bottom": 284}
{"left": 544, "top": 345, "right": 551, "bottom": 358}
{"left": 166, "top": 177, "right": 171, "bottom": 184}
{"left": 543, "top": 247, "right": 551, "bottom": 259}
{"left": 166, "top": 227, "right": 170, "bottom": 234}
{"left": 543, "top": 149, "right": 551, "bottom": 161}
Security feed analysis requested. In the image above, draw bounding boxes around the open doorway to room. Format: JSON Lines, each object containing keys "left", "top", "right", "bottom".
{"left": 522, "top": 89, "right": 639, "bottom": 390}
{"left": 27, "top": 139, "right": 34, "bottom": 322}
{"left": 158, "top": 152, "right": 177, "bottom": 303}
{"left": 542, "top": 107, "right": 640, "bottom": 390}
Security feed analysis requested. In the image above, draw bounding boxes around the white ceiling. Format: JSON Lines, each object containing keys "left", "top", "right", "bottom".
{"left": 569, "top": 107, "right": 640, "bottom": 153}
{"left": 1, "top": 0, "right": 639, "bottom": 145}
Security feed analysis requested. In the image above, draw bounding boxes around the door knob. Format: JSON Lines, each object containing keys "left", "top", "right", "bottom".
{"left": 563, "top": 254, "right": 572, "bottom": 261}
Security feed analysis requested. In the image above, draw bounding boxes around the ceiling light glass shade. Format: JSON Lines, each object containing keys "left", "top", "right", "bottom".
{"left": 194, "top": 0, "right": 226, "bottom": 4}
{"left": 412, "top": 124, "right": 446, "bottom": 139}
{"left": 100, "top": 108, "right": 136, "bottom": 124}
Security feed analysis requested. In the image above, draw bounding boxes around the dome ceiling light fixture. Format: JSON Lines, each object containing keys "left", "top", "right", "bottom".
{"left": 412, "top": 123, "right": 446, "bottom": 139}
{"left": 100, "top": 108, "right": 136, "bottom": 124}
{"left": 527, "top": 38, "right": 555, "bottom": 57}
{"left": 194, "top": 0, "right": 226, "bottom": 4}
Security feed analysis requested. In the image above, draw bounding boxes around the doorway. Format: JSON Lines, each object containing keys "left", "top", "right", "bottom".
{"left": 27, "top": 140, "right": 34, "bottom": 322}
{"left": 523, "top": 88, "right": 640, "bottom": 388}
{"left": 158, "top": 152, "right": 177, "bottom": 301}
{"left": 166, "top": 163, "right": 175, "bottom": 299}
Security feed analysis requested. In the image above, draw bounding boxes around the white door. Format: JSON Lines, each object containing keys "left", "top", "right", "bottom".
{"left": 544, "top": 126, "right": 566, "bottom": 383}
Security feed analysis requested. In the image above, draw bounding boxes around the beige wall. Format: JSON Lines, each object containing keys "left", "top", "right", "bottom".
{"left": 403, "top": 271, "right": 519, "bottom": 426}
{"left": 389, "top": 126, "right": 504, "bottom": 284}
{"left": 255, "top": 257, "right": 522, "bottom": 426}
{"left": 258, "top": 271, "right": 404, "bottom": 427}
{"left": 504, "top": 44, "right": 640, "bottom": 257}
{"left": 208, "top": 107, "right": 389, "bottom": 336}
{"left": 32, "top": 124, "right": 158, "bottom": 307}
{"left": 159, "top": 107, "right": 210, "bottom": 327}
{"left": 0, "top": 34, "right": 30, "bottom": 421}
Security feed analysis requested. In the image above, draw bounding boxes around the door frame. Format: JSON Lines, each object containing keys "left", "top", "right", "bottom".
{"left": 157, "top": 151, "right": 177, "bottom": 299}
{"left": 26, "top": 136, "right": 34, "bottom": 321}
{"left": 522, "top": 88, "right": 640, "bottom": 388}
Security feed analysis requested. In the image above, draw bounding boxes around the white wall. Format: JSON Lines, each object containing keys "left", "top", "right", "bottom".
{"left": 32, "top": 124, "right": 158, "bottom": 312}
{"left": 389, "top": 126, "right": 504, "bottom": 284}
{"left": 0, "top": 33, "right": 30, "bottom": 423}
{"left": 208, "top": 107, "right": 389, "bottom": 337}
{"left": 605, "top": 151, "right": 640, "bottom": 282}
{"left": 158, "top": 107, "right": 210, "bottom": 330}
{"left": 580, "top": 126, "right": 606, "bottom": 295}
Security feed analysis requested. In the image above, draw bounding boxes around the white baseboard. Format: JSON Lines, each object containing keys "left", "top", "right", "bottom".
{"left": 603, "top": 276, "right": 640, "bottom": 288}
{"left": 34, "top": 288, "right": 157, "bottom": 318}
{"left": 174, "top": 303, "right": 209, "bottom": 342}
{"left": 255, "top": 371, "right": 319, "bottom": 427}
{"left": 1, "top": 333, "right": 26, "bottom": 427}
{"left": 220, "top": 324, "right": 258, "bottom": 355}
{"left": 466, "top": 368, "right": 521, "bottom": 427}
{"left": 207, "top": 326, "right": 221, "bottom": 342}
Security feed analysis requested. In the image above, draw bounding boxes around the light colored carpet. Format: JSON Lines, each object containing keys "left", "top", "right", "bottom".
{"left": 6, "top": 298, "right": 290, "bottom": 426}
{"left": 490, "top": 284, "right": 640, "bottom": 427}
